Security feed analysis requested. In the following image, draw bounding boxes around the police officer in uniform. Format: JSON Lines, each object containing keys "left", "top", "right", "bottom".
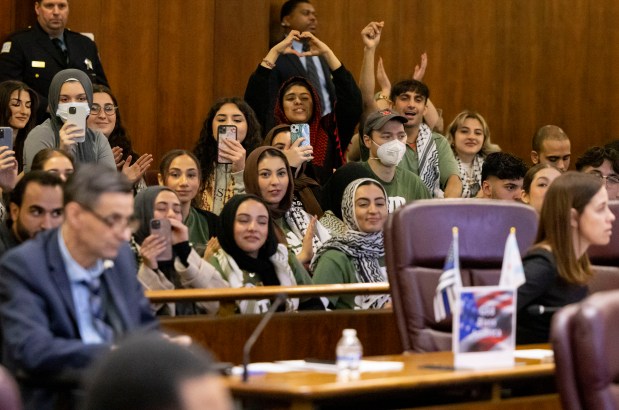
{"left": 0, "top": 0, "right": 109, "bottom": 122}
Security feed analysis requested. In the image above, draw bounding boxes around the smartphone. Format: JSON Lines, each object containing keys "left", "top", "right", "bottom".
{"left": 0, "top": 127, "right": 13, "bottom": 152}
{"left": 150, "top": 218, "right": 173, "bottom": 261}
{"left": 66, "top": 105, "right": 89, "bottom": 143}
{"left": 290, "top": 123, "right": 310, "bottom": 147}
{"left": 217, "top": 125, "right": 237, "bottom": 164}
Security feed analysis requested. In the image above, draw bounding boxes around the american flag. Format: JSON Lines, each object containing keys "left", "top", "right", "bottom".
{"left": 458, "top": 289, "right": 514, "bottom": 353}
{"left": 433, "top": 227, "right": 462, "bottom": 322}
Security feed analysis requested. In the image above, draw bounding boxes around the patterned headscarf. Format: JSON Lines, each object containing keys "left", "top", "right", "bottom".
{"left": 311, "top": 178, "right": 386, "bottom": 284}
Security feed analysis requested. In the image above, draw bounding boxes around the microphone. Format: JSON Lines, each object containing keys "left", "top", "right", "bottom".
{"left": 526, "top": 304, "right": 561, "bottom": 315}
{"left": 242, "top": 293, "right": 287, "bottom": 382}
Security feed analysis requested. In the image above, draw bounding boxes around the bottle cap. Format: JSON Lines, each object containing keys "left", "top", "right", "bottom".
{"left": 343, "top": 329, "right": 357, "bottom": 337}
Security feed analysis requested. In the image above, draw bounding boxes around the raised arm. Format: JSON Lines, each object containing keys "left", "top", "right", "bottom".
{"left": 359, "top": 21, "right": 384, "bottom": 114}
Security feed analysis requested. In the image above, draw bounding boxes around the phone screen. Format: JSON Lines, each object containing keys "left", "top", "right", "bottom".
{"left": 217, "top": 125, "right": 237, "bottom": 164}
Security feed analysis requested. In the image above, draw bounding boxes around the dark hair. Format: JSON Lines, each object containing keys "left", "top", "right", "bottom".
{"left": 522, "top": 163, "right": 560, "bottom": 194}
{"left": 389, "top": 79, "right": 429, "bottom": 103}
{"left": 92, "top": 84, "right": 136, "bottom": 163}
{"left": 280, "top": 0, "right": 311, "bottom": 21}
{"left": 10, "top": 170, "right": 63, "bottom": 207}
{"left": 84, "top": 336, "right": 217, "bottom": 410}
{"left": 320, "top": 163, "right": 375, "bottom": 219}
{"left": 193, "top": 97, "right": 262, "bottom": 187}
{"left": 31, "top": 148, "right": 75, "bottom": 172}
{"left": 64, "top": 164, "right": 132, "bottom": 207}
{"left": 575, "top": 146, "right": 619, "bottom": 174}
{"left": 481, "top": 152, "right": 528, "bottom": 182}
{"left": 538, "top": 172, "right": 603, "bottom": 284}
{"left": 159, "top": 149, "right": 202, "bottom": 182}
{"left": 605, "top": 140, "right": 619, "bottom": 152}
{"left": 0, "top": 80, "right": 39, "bottom": 172}
{"left": 531, "top": 125, "right": 568, "bottom": 152}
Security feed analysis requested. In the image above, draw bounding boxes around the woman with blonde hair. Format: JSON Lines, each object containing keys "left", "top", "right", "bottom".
{"left": 446, "top": 110, "right": 500, "bottom": 197}
{"left": 517, "top": 172, "right": 615, "bottom": 344}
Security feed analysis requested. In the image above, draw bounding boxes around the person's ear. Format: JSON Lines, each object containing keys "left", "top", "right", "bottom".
{"left": 281, "top": 17, "right": 290, "bottom": 27}
{"left": 482, "top": 180, "right": 492, "bottom": 198}
{"left": 531, "top": 150, "right": 539, "bottom": 165}
{"left": 521, "top": 191, "right": 530, "bottom": 204}
{"left": 570, "top": 208, "right": 579, "bottom": 229}
{"left": 9, "top": 203, "right": 19, "bottom": 223}
{"left": 362, "top": 134, "right": 372, "bottom": 149}
{"left": 157, "top": 173, "right": 164, "bottom": 186}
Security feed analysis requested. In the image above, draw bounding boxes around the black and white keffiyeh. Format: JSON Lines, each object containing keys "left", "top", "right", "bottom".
{"left": 311, "top": 178, "right": 389, "bottom": 308}
{"left": 457, "top": 153, "right": 484, "bottom": 198}
{"left": 417, "top": 123, "right": 442, "bottom": 198}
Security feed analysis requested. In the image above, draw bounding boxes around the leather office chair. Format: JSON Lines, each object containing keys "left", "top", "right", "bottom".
{"left": 384, "top": 199, "right": 538, "bottom": 352}
{"left": 0, "top": 365, "right": 21, "bottom": 410}
{"left": 551, "top": 290, "right": 619, "bottom": 410}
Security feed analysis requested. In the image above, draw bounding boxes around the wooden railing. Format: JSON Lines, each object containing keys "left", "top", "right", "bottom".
{"left": 147, "top": 283, "right": 400, "bottom": 363}
{"left": 146, "top": 283, "right": 391, "bottom": 303}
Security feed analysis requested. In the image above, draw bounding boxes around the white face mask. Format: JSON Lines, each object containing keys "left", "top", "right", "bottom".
{"left": 55, "top": 102, "right": 90, "bottom": 122}
{"left": 373, "top": 139, "right": 406, "bottom": 166}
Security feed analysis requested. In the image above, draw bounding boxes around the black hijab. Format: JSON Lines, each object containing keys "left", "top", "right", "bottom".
{"left": 217, "top": 194, "right": 281, "bottom": 286}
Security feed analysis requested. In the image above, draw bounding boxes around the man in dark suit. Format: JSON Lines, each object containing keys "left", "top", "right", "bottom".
{"left": 266, "top": 0, "right": 335, "bottom": 131}
{"left": 0, "top": 164, "right": 158, "bottom": 410}
{"left": 0, "top": 0, "right": 109, "bottom": 122}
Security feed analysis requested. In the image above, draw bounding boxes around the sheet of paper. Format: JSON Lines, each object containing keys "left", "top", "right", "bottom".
{"left": 513, "top": 349, "right": 554, "bottom": 363}
{"left": 275, "top": 360, "right": 404, "bottom": 373}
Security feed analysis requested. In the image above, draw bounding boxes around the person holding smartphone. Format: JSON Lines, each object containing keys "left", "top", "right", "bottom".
{"left": 193, "top": 97, "right": 262, "bottom": 215}
{"left": 133, "top": 186, "right": 227, "bottom": 316}
{"left": 22, "top": 68, "right": 116, "bottom": 173}
{"left": 0, "top": 80, "right": 38, "bottom": 172}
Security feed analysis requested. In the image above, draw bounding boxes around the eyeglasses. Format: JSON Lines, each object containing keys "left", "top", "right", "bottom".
{"left": 589, "top": 172, "right": 619, "bottom": 186}
{"left": 79, "top": 204, "right": 140, "bottom": 233}
{"left": 90, "top": 103, "right": 117, "bottom": 116}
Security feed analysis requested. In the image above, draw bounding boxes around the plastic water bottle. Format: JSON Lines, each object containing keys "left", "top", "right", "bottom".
{"left": 336, "top": 328, "right": 363, "bottom": 380}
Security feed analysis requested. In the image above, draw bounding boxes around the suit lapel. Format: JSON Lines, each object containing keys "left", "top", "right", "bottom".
{"left": 102, "top": 267, "right": 131, "bottom": 330}
{"left": 285, "top": 54, "right": 307, "bottom": 76}
{"left": 46, "top": 230, "right": 79, "bottom": 328}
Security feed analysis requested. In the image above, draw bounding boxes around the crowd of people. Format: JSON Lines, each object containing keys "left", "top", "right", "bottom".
{"left": 0, "top": 0, "right": 617, "bottom": 409}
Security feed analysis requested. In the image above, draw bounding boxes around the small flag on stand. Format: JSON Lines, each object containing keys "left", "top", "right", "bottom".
{"left": 433, "top": 227, "right": 462, "bottom": 322}
{"left": 498, "top": 227, "right": 525, "bottom": 288}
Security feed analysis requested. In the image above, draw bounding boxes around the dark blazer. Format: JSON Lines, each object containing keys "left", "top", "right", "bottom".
{"left": 0, "top": 23, "right": 109, "bottom": 122}
{"left": 0, "top": 228, "right": 158, "bottom": 410}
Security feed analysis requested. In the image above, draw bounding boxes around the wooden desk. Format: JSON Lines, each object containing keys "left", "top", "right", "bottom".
{"left": 227, "top": 352, "right": 559, "bottom": 410}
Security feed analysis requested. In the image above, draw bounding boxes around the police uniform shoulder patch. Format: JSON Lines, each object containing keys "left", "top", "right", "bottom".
{"left": 1, "top": 42, "right": 10, "bottom": 54}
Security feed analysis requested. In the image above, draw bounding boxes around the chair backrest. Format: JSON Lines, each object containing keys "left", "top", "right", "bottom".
{"left": 551, "top": 290, "right": 619, "bottom": 410}
{"left": 587, "top": 200, "right": 619, "bottom": 266}
{"left": 385, "top": 199, "right": 538, "bottom": 352}
{"left": 550, "top": 304, "right": 583, "bottom": 410}
{"left": 0, "top": 366, "right": 21, "bottom": 410}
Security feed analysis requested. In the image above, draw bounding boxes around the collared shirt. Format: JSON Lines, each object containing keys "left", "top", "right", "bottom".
{"left": 57, "top": 229, "right": 107, "bottom": 344}
{"left": 292, "top": 39, "right": 332, "bottom": 115}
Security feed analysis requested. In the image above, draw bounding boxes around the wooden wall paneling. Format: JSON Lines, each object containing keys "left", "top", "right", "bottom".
{"left": 64, "top": 0, "right": 101, "bottom": 38}
{"left": 0, "top": 0, "right": 15, "bottom": 42}
{"left": 156, "top": 0, "right": 215, "bottom": 161}
{"left": 213, "top": 0, "right": 271, "bottom": 101}
{"left": 93, "top": 1, "right": 160, "bottom": 160}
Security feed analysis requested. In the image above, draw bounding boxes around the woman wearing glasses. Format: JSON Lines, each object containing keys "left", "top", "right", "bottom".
{"left": 88, "top": 84, "right": 153, "bottom": 191}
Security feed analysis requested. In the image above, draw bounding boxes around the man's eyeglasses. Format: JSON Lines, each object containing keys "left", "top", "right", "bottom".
{"left": 90, "top": 103, "right": 118, "bottom": 116}
{"left": 79, "top": 204, "right": 140, "bottom": 233}
{"left": 589, "top": 172, "right": 619, "bottom": 186}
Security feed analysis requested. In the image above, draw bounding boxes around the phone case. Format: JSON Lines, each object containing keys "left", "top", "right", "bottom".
{"left": 66, "top": 105, "right": 89, "bottom": 143}
{"left": 217, "top": 125, "right": 237, "bottom": 164}
{"left": 290, "top": 123, "right": 310, "bottom": 147}
{"left": 0, "top": 127, "right": 13, "bottom": 152}
{"left": 150, "top": 218, "right": 173, "bottom": 261}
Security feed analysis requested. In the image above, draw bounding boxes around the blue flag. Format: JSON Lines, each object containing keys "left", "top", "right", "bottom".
{"left": 433, "top": 227, "right": 462, "bottom": 322}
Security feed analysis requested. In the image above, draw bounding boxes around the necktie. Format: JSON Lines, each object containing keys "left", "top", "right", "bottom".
{"left": 51, "top": 38, "right": 69, "bottom": 65}
{"left": 83, "top": 277, "right": 114, "bottom": 342}
{"left": 302, "top": 42, "right": 324, "bottom": 109}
